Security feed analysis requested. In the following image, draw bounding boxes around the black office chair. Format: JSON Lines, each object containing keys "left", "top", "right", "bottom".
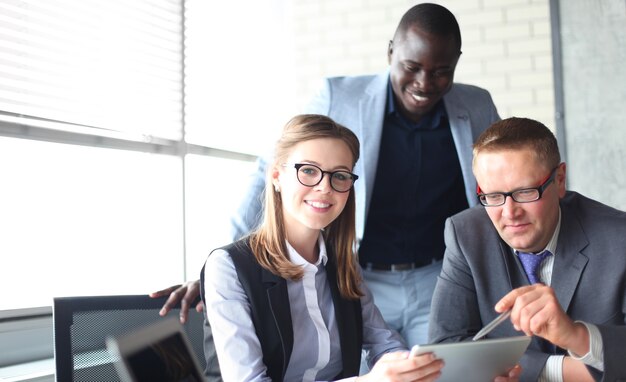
{"left": 53, "top": 294, "right": 205, "bottom": 382}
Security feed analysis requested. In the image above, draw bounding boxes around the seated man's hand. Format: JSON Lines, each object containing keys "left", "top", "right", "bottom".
{"left": 496, "top": 284, "right": 589, "bottom": 355}
{"left": 149, "top": 280, "right": 203, "bottom": 323}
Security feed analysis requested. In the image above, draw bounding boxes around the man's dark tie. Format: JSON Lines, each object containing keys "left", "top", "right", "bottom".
{"left": 517, "top": 250, "right": 552, "bottom": 284}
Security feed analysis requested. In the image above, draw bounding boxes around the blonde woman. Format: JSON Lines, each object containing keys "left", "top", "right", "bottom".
{"left": 201, "top": 115, "right": 443, "bottom": 382}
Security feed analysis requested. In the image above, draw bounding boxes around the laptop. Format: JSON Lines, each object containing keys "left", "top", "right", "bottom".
{"left": 106, "top": 317, "right": 207, "bottom": 382}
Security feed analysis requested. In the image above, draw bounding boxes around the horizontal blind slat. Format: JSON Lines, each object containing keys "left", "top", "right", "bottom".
{"left": 0, "top": 0, "right": 183, "bottom": 139}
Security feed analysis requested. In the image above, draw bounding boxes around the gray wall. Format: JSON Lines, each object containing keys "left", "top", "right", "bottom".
{"left": 558, "top": 0, "right": 626, "bottom": 210}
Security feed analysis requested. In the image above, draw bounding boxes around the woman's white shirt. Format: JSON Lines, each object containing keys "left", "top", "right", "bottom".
{"left": 203, "top": 234, "right": 405, "bottom": 382}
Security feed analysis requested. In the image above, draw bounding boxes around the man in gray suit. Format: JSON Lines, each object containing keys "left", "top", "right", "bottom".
{"left": 429, "top": 117, "right": 626, "bottom": 381}
{"left": 155, "top": 3, "right": 499, "bottom": 348}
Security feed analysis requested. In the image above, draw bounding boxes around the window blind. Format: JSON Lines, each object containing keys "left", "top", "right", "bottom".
{"left": 0, "top": 0, "right": 183, "bottom": 140}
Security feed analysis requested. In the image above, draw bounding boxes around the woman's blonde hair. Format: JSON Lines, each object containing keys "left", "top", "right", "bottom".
{"left": 249, "top": 114, "right": 363, "bottom": 299}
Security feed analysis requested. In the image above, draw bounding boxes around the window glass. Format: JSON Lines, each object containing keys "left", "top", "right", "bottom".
{"left": 0, "top": 0, "right": 295, "bottom": 368}
{"left": 0, "top": 137, "right": 184, "bottom": 311}
{"left": 184, "top": 154, "right": 258, "bottom": 278}
{"left": 184, "top": 0, "right": 296, "bottom": 155}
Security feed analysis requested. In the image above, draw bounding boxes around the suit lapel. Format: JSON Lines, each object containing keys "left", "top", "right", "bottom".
{"left": 551, "top": 207, "right": 589, "bottom": 312}
{"left": 500, "top": 239, "right": 528, "bottom": 289}
{"left": 443, "top": 89, "right": 476, "bottom": 206}
{"left": 355, "top": 71, "right": 389, "bottom": 238}
{"left": 262, "top": 269, "right": 293, "bottom": 377}
{"left": 502, "top": 205, "right": 590, "bottom": 312}
{"left": 325, "top": 255, "right": 361, "bottom": 376}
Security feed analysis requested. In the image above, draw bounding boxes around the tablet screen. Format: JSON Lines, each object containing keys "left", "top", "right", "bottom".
{"left": 411, "top": 336, "right": 531, "bottom": 382}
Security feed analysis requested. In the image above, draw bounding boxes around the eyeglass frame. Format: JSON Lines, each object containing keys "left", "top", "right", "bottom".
{"left": 476, "top": 166, "right": 559, "bottom": 207}
{"left": 283, "top": 163, "right": 359, "bottom": 193}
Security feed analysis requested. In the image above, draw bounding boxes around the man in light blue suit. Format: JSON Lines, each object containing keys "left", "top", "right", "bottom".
{"left": 230, "top": 3, "right": 500, "bottom": 353}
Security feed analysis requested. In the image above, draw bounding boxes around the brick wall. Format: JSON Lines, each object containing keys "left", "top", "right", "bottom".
{"left": 291, "top": 0, "right": 556, "bottom": 130}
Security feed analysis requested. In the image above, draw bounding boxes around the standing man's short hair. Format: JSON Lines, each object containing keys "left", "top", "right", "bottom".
{"left": 393, "top": 3, "right": 462, "bottom": 52}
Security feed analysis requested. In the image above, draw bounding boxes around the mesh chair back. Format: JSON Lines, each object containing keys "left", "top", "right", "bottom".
{"left": 53, "top": 294, "right": 205, "bottom": 382}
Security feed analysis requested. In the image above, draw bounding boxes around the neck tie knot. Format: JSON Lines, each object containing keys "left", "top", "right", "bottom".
{"left": 517, "top": 250, "right": 552, "bottom": 284}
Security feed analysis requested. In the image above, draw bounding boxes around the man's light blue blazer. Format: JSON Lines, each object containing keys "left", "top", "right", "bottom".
{"left": 230, "top": 70, "right": 500, "bottom": 241}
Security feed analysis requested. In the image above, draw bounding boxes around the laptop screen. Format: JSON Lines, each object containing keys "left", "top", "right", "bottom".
{"left": 106, "top": 318, "right": 206, "bottom": 382}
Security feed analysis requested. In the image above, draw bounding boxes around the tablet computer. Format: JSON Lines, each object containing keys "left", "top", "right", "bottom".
{"left": 411, "top": 336, "right": 531, "bottom": 382}
{"left": 106, "top": 317, "right": 206, "bottom": 382}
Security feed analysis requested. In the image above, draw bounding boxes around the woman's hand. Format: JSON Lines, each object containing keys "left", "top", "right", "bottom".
{"left": 357, "top": 351, "right": 443, "bottom": 382}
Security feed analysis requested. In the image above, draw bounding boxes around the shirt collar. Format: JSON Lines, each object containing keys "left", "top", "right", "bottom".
{"left": 544, "top": 208, "right": 562, "bottom": 255}
{"left": 385, "top": 77, "right": 447, "bottom": 130}
{"left": 286, "top": 234, "right": 328, "bottom": 267}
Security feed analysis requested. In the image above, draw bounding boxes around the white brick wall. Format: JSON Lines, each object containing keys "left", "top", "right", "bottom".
{"left": 290, "top": 0, "right": 556, "bottom": 131}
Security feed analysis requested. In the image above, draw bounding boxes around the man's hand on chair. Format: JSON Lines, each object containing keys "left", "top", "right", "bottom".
{"left": 150, "top": 280, "right": 203, "bottom": 324}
